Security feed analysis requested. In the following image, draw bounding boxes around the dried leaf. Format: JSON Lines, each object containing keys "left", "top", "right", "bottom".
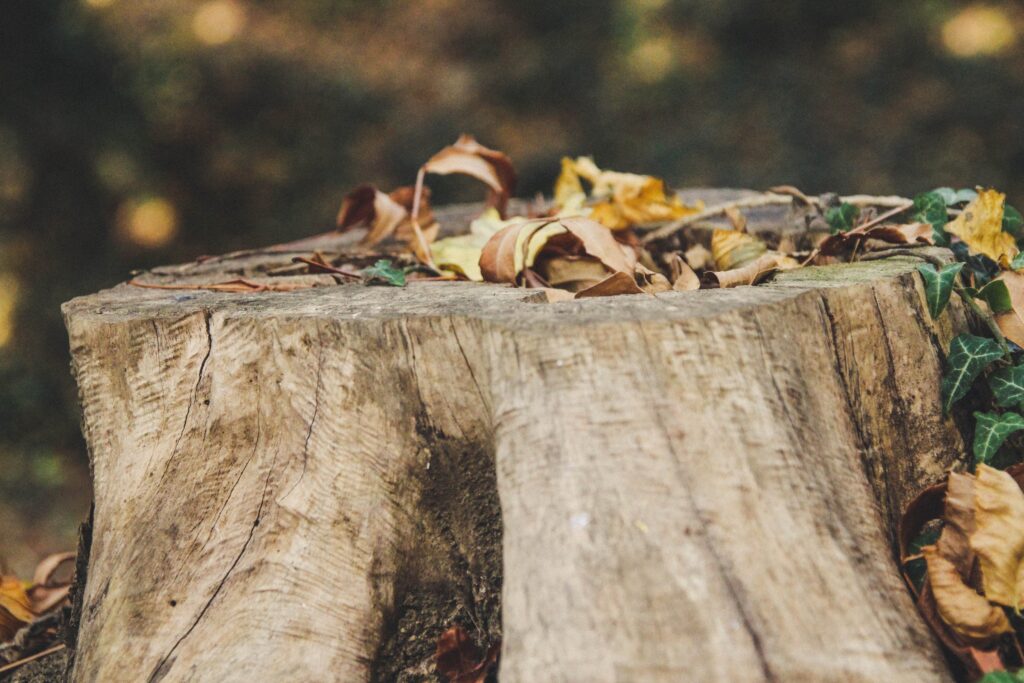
{"left": 925, "top": 546, "right": 1013, "bottom": 644}
{"left": 684, "top": 243, "right": 713, "bottom": 271}
{"left": 575, "top": 271, "right": 644, "bottom": 298}
{"left": 27, "top": 552, "right": 75, "bottom": 615}
{"left": 0, "top": 577, "right": 33, "bottom": 642}
{"left": 557, "top": 157, "right": 700, "bottom": 230}
{"left": 336, "top": 184, "right": 437, "bottom": 247}
{"left": 994, "top": 271, "right": 1024, "bottom": 348}
{"left": 431, "top": 208, "right": 513, "bottom": 281}
{"left": 553, "top": 157, "right": 587, "bottom": 212}
{"left": 667, "top": 254, "right": 700, "bottom": 291}
{"left": 945, "top": 189, "right": 1019, "bottom": 267}
{"left": 702, "top": 252, "right": 798, "bottom": 289}
{"left": 423, "top": 135, "right": 517, "bottom": 216}
{"left": 819, "top": 222, "right": 933, "bottom": 255}
{"left": 970, "top": 464, "right": 1024, "bottom": 610}
{"left": 711, "top": 229, "right": 767, "bottom": 271}
{"left": 937, "top": 472, "right": 977, "bottom": 578}
{"left": 435, "top": 626, "right": 499, "bottom": 683}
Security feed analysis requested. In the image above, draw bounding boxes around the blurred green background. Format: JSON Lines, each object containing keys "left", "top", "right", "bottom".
{"left": 2, "top": 0, "right": 1024, "bottom": 575}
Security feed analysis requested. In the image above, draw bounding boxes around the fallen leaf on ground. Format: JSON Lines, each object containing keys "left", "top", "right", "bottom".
{"left": 819, "top": 222, "right": 933, "bottom": 255}
{"left": 945, "top": 189, "right": 1018, "bottom": 267}
{"left": 711, "top": 229, "right": 767, "bottom": 271}
{"left": 423, "top": 135, "right": 517, "bottom": 217}
{"left": 970, "top": 464, "right": 1024, "bottom": 610}
{"left": 702, "top": 252, "right": 798, "bottom": 288}
{"left": 0, "top": 577, "right": 33, "bottom": 643}
{"left": 993, "top": 271, "right": 1024, "bottom": 348}
{"left": 554, "top": 157, "right": 700, "bottom": 230}
{"left": 435, "top": 626, "right": 499, "bottom": 683}
{"left": 336, "top": 184, "right": 438, "bottom": 247}
{"left": 925, "top": 546, "right": 1013, "bottom": 644}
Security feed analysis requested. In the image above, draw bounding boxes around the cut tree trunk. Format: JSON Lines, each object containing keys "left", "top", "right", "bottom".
{"left": 63, "top": 201, "right": 971, "bottom": 682}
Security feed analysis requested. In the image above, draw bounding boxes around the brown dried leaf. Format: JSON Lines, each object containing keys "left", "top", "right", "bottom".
{"left": 994, "top": 271, "right": 1024, "bottom": 348}
{"left": 575, "top": 271, "right": 645, "bottom": 298}
{"left": 818, "top": 222, "right": 933, "bottom": 255}
{"left": 937, "top": 472, "right": 977, "bottom": 579}
{"left": 668, "top": 253, "right": 700, "bottom": 291}
{"left": 423, "top": 134, "right": 517, "bottom": 216}
{"left": 336, "top": 184, "right": 437, "bottom": 248}
{"left": 970, "top": 464, "right": 1024, "bottom": 609}
{"left": 925, "top": 546, "right": 1012, "bottom": 644}
{"left": 435, "top": 626, "right": 499, "bottom": 683}
{"left": 684, "top": 243, "right": 713, "bottom": 271}
{"left": 702, "top": 252, "right": 798, "bottom": 288}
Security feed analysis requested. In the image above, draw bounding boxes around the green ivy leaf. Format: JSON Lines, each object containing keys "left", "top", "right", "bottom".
{"left": 360, "top": 259, "right": 407, "bottom": 287}
{"left": 825, "top": 202, "right": 858, "bottom": 234}
{"left": 917, "top": 263, "right": 963, "bottom": 319}
{"left": 912, "top": 191, "right": 950, "bottom": 246}
{"left": 973, "top": 411, "right": 1024, "bottom": 464}
{"left": 1004, "top": 204, "right": 1024, "bottom": 239}
{"left": 989, "top": 363, "right": 1024, "bottom": 408}
{"left": 976, "top": 279, "right": 1013, "bottom": 314}
{"left": 940, "top": 334, "right": 1006, "bottom": 413}
{"left": 977, "top": 672, "right": 1024, "bottom": 683}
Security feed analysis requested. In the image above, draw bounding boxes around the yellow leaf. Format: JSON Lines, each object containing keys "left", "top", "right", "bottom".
{"left": 945, "top": 189, "right": 1018, "bottom": 266}
{"left": 556, "top": 157, "right": 701, "bottom": 230}
{"left": 711, "top": 229, "right": 767, "bottom": 271}
{"left": 553, "top": 157, "right": 587, "bottom": 212}
{"left": 970, "top": 464, "right": 1024, "bottom": 609}
{"left": 0, "top": 576, "right": 34, "bottom": 642}
{"left": 925, "top": 546, "right": 1013, "bottom": 644}
{"left": 430, "top": 208, "right": 512, "bottom": 281}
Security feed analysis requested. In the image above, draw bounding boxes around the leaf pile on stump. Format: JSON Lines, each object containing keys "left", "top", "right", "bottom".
{"left": 0, "top": 552, "right": 75, "bottom": 675}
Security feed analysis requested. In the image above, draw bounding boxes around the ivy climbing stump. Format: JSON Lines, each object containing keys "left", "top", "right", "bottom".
{"left": 63, "top": 198, "right": 971, "bottom": 682}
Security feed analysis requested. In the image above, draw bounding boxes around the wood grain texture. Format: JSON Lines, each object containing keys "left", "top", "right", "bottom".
{"left": 64, "top": 245, "right": 968, "bottom": 682}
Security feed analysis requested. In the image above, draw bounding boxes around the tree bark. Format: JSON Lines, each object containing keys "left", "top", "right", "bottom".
{"left": 63, "top": 220, "right": 968, "bottom": 681}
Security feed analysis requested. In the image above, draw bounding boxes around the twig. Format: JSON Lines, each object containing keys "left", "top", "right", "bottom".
{"left": 640, "top": 192, "right": 913, "bottom": 244}
{"left": 291, "top": 256, "right": 362, "bottom": 279}
{"left": 852, "top": 201, "right": 915, "bottom": 232}
{"left": 0, "top": 644, "right": 65, "bottom": 674}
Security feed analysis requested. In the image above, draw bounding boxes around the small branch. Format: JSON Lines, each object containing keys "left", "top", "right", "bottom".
{"left": 409, "top": 166, "right": 437, "bottom": 269}
{"left": 0, "top": 644, "right": 66, "bottom": 674}
{"left": 641, "top": 192, "right": 913, "bottom": 244}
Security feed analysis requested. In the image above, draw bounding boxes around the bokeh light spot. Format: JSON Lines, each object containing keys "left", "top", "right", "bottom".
{"left": 193, "top": 0, "right": 246, "bottom": 46}
{"left": 942, "top": 5, "right": 1017, "bottom": 58}
{"left": 628, "top": 37, "right": 676, "bottom": 83}
{"left": 83, "top": 0, "right": 116, "bottom": 8}
{"left": 0, "top": 274, "right": 21, "bottom": 348}
{"left": 118, "top": 197, "right": 179, "bottom": 249}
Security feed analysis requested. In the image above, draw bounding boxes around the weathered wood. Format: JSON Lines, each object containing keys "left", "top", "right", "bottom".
{"left": 64, "top": 218, "right": 969, "bottom": 681}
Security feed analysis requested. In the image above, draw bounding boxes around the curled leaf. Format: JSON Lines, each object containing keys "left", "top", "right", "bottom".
{"left": 336, "top": 184, "right": 438, "bottom": 247}
{"left": 667, "top": 253, "right": 700, "bottom": 291}
{"left": 945, "top": 189, "right": 1019, "bottom": 267}
{"left": 970, "top": 464, "right": 1024, "bottom": 610}
{"left": 937, "top": 472, "right": 977, "bottom": 578}
{"left": 555, "top": 157, "right": 700, "bottom": 230}
{"left": 435, "top": 626, "right": 499, "bottom": 683}
{"left": 0, "top": 577, "right": 33, "bottom": 642}
{"left": 423, "top": 135, "right": 517, "bottom": 216}
{"left": 711, "top": 229, "right": 767, "bottom": 271}
{"left": 575, "top": 271, "right": 645, "bottom": 298}
{"left": 925, "top": 546, "right": 1013, "bottom": 644}
{"left": 702, "top": 252, "right": 798, "bottom": 289}
{"left": 430, "top": 208, "right": 512, "bottom": 281}
{"left": 819, "top": 222, "right": 933, "bottom": 255}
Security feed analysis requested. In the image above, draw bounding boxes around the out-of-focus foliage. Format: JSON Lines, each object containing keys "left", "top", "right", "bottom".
{"left": 3, "top": 0, "right": 1024, "bottom": 572}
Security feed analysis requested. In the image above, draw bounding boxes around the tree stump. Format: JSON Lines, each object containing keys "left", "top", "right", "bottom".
{"left": 63, "top": 200, "right": 970, "bottom": 682}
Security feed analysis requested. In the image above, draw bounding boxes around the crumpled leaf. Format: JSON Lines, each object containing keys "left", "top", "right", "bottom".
{"left": 973, "top": 411, "right": 1024, "bottom": 465}
{"left": 702, "top": 252, "right": 799, "bottom": 289}
{"left": 940, "top": 334, "right": 1006, "bottom": 414}
{"left": 918, "top": 262, "right": 964, "bottom": 319}
{"left": 993, "top": 271, "right": 1024, "bottom": 348}
{"left": 925, "top": 546, "right": 1013, "bottom": 644}
{"left": 423, "top": 134, "right": 517, "bottom": 217}
{"left": 430, "top": 208, "right": 513, "bottom": 281}
{"left": 990, "top": 363, "right": 1024, "bottom": 409}
{"left": 667, "top": 253, "right": 700, "bottom": 291}
{"left": 819, "top": 222, "right": 933, "bottom": 255}
{"left": 575, "top": 271, "right": 645, "bottom": 298}
{"left": 480, "top": 216, "right": 637, "bottom": 289}
{"left": 937, "top": 472, "right": 977, "bottom": 578}
{"left": 27, "top": 552, "right": 75, "bottom": 616}
{"left": 945, "top": 189, "right": 1019, "bottom": 267}
{"left": 336, "top": 184, "right": 438, "bottom": 247}
{"left": 711, "top": 229, "right": 767, "bottom": 271}
{"left": 0, "top": 577, "right": 34, "bottom": 643}
{"left": 435, "top": 626, "right": 499, "bottom": 683}
{"left": 970, "top": 464, "right": 1024, "bottom": 610}
{"left": 554, "top": 157, "right": 700, "bottom": 230}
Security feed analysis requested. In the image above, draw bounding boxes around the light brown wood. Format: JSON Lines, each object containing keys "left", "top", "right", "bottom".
{"left": 64, "top": 216, "right": 968, "bottom": 681}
